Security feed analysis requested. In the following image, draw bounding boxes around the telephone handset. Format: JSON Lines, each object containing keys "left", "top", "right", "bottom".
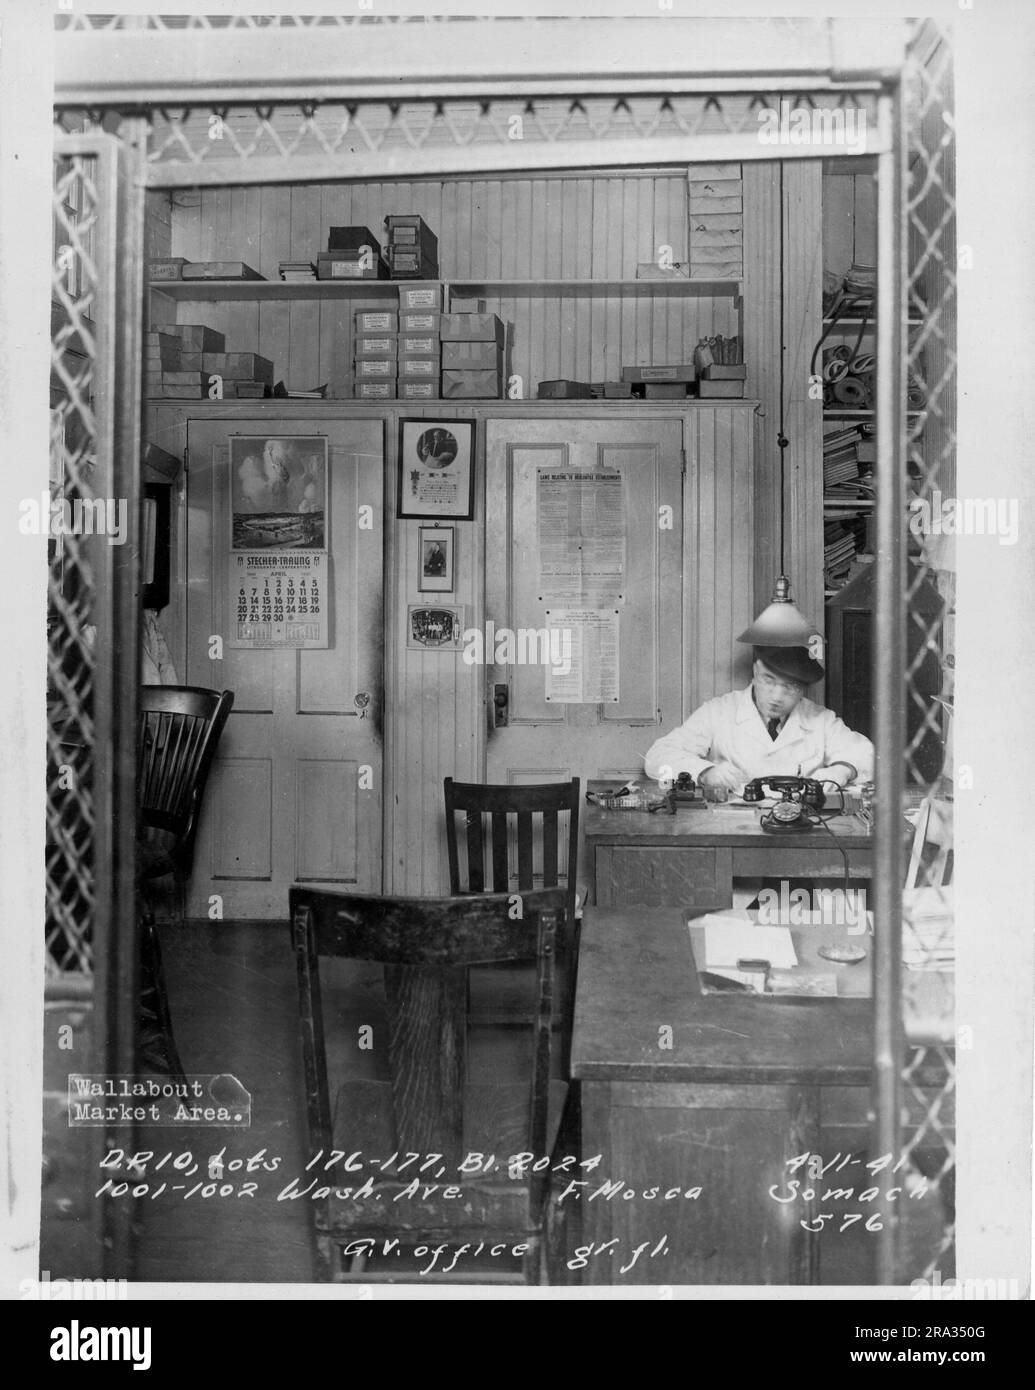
{"left": 742, "top": 776, "right": 826, "bottom": 831}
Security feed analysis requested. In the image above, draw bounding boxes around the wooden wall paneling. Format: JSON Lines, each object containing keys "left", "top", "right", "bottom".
{"left": 573, "top": 179, "right": 593, "bottom": 383}
{"left": 318, "top": 182, "right": 350, "bottom": 398}
{"left": 635, "top": 176, "right": 654, "bottom": 370}
{"left": 742, "top": 160, "right": 782, "bottom": 613}
{"left": 382, "top": 405, "right": 485, "bottom": 896}
{"left": 145, "top": 193, "right": 175, "bottom": 329}
{"left": 288, "top": 184, "right": 321, "bottom": 391}
{"left": 730, "top": 405, "right": 756, "bottom": 689}
{"left": 223, "top": 187, "right": 261, "bottom": 357}
{"left": 513, "top": 180, "right": 533, "bottom": 397}
{"left": 620, "top": 181, "right": 638, "bottom": 369}
{"left": 782, "top": 161, "right": 825, "bottom": 649}
{"left": 823, "top": 173, "right": 855, "bottom": 284}
{"left": 257, "top": 184, "right": 292, "bottom": 394}
{"left": 852, "top": 171, "right": 877, "bottom": 266}
{"left": 690, "top": 407, "right": 717, "bottom": 713}
{"left": 604, "top": 179, "right": 623, "bottom": 383}
{"left": 542, "top": 181, "right": 561, "bottom": 380}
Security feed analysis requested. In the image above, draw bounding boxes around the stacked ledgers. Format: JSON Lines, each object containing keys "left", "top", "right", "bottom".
{"left": 145, "top": 325, "right": 273, "bottom": 399}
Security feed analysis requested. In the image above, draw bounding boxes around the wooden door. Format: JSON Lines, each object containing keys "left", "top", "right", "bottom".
{"left": 485, "top": 415, "right": 683, "bottom": 789}
{"left": 185, "top": 417, "right": 384, "bottom": 918}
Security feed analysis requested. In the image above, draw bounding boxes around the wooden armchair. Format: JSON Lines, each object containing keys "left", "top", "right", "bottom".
{"left": 289, "top": 885, "right": 569, "bottom": 1284}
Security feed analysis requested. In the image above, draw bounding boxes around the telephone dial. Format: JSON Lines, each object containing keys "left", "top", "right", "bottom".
{"left": 742, "top": 776, "right": 826, "bottom": 832}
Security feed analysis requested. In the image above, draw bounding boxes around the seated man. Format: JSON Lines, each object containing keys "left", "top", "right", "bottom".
{"left": 644, "top": 645, "right": 874, "bottom": 792}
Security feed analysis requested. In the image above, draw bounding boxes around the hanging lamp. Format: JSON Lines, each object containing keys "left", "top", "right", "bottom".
{"left": 738, "top": 163, "right": 820, "bottom": 652}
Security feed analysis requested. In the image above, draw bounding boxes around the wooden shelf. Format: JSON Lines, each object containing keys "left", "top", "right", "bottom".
{"left": 824, "top": 409, "right": 927, "bottom": 421}
{"left": 449, "top": 277, "right": 742, "bottom": 298}
{"left": 823, "top": 316, "right": 924, "bottom": 329}
{"left": 149, "top": 276, "right": 742, "bottom": 302}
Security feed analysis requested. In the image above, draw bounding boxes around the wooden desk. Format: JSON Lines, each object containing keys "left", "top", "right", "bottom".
{"left": 571, "top": 906, "right": 873, "bottom": 1286}
{"left": 583, "top": 784, "right": 873, "bottom": 909}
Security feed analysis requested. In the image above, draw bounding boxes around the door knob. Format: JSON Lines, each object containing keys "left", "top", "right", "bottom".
{"left": 354, "top": 692, "right": 370, "bottom": 718}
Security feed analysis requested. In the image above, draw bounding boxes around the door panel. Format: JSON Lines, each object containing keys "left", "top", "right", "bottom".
{"left": 186, "top": 417, "right": 384, "bottom": 917}
{"left": 485, "top": 416, "right": 683, "bottom": 787}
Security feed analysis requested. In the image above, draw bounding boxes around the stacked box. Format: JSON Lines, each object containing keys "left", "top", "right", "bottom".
{"left": 351, "top": 308, "right": 398, "bottom": 398}
{"left": 687, "top": 163, "right": 744, "bottom": 281}
{"left": 438, "top": 312, "right": 504, "bottom": 398}
{"left": 318, "top": 249, "right": 389, "bottom": 281}
{"left": 396, "top": 284, "right": 443, "bottom": 398}
{"left": 144, "top": 324, "right": 272, "bottom": 398}
{"left": 384, "top": 215, "right": 439, "bottom": 279}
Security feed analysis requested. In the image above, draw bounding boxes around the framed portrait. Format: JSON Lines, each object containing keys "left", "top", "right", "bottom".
{"left": 229, "top": 435, "right": 328, "bottom": 550}
{"left": 397, "top": 418, "right": 475, "bottom": 520}
{"left": 418, "top": 526, "right": 455, "bottom": 593}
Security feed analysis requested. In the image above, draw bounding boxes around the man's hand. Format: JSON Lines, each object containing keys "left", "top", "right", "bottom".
{"left": 699, "top": 762, "right": 741, "bottom": 791}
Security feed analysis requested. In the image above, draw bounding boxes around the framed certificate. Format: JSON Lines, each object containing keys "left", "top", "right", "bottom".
{"left": 397, "top": 418, "right": 475, "bottom": 520}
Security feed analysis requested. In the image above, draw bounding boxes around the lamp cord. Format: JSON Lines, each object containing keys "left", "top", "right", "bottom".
{"left": 777, "top": 161, "right": 788, "bottom": 576}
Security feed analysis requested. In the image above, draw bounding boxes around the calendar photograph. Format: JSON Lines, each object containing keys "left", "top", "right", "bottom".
{"left": 229, "top": 434, "right": 328, "bottom": 549}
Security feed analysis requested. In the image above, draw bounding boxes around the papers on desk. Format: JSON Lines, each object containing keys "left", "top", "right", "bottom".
{"left": 694, "top": 912, "right": 798, "bottom": 992}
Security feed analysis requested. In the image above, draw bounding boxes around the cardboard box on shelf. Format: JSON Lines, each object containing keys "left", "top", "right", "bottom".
{"left": 399, "top": 336, "right": 440, "bottom": 356}
{"left": 181, "top": 261, "right": 264, "bottom": 280}
{"left": 327, "top": 226, "right": 382, "bottom": 253}
{"left": 202, "top": 352, "right": 274, "bottom": 383}
{"left": 354, "top": 310, "right": 398, "bottom": 333}
{"left": 354, "top": 334, "right": 399, "bottom": 358}
{"left": 148, "top": 258, "right": 189, "bottom": 280}
{"left": 398, "top": 284, "right": 443, "bottom": 312}
{"left": 317, "top": 251, "right": 389, "bottom": 280}
{"left": 353, "top": 357, "right": 397, "bottom": 378}
{"left": 441, "top": 340, "right": 503, "bottom": 370}
{"left": 701, "top": 365, "right": 747, "bottom": 380}
{"left": 698, "top": 379, "right": 746, "bottom": 398}
{"left": 157, "top": 324, "right": 227, "bottom": 353}
{"left": 642, "top": 383, "right": 689, "bottom": 400}
{"left": 620, "top": 364, "right": 696, "bottom": 383}
{"left": 440, "top": 368, "right": 503, "bottom": 399}
{"left": 397, "top": 355, "right": 439, "bottom": 378}
{"left": 440, "top": 312, "right": 504, "bottom": 343}
{"left": 400, "top": 310, "right": 442, "bottom": 333}
{"left": 355, "top": 381, "right": 397, "bottom": 400}
{"left": 398, "top": 380, "right": 441, "bottom": 400}
{"left": 235, "top": 382, "right": 268, "bottom": 399}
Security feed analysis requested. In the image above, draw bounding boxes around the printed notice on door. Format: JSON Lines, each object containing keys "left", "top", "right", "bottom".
{"left": 536, "top": 469, "right": 626, "bottom": 605}
{"left": 229, "top": 551, "right": 329, "bottom": 648}
{"left": 544, "top": 609, "right": 619, "bottom": 704}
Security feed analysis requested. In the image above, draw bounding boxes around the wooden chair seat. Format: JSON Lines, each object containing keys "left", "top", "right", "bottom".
{"left": 323, "top": 1076, "right": 568, "bottom": 1233}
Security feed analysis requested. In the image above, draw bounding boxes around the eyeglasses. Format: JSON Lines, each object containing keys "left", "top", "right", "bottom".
{"left": 755, "top": 669, "right": 804, "bottom": 697}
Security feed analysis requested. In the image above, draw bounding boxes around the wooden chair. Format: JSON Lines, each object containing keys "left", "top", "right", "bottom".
{"left": 136, "top": 685, "right": 233, "bottom": 1078}
{"left": 289, "top": 885, "right": 569, "bottom": 1284}
{"left": 137, "top": 685, "right": 234, "bottom": 921}
{"left": 443, "top": 777, "right": 581, "bottom": 1067}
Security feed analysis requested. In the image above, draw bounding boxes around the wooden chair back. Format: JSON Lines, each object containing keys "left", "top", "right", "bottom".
{"left": 289, "top": 886, "right": 566, "bottom": 1177}
{"left": 137, "top": 685, "right": 234, "bottom": 874}
{"left": 443, "top": 778, "right": 580, "bottom": 921}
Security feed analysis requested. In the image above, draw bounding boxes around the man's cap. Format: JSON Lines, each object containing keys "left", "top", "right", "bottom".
{"left": 753, "top": 645, "right": 824, "bottom": 686}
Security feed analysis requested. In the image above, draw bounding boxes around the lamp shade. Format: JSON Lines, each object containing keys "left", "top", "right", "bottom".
{"left": 737, "top": 575, "right": 820, "bottom": 647}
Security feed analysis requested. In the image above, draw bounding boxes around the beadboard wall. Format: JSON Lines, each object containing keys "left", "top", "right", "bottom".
{"left": 153, "top": 174, "right": 739, "bottom": 397}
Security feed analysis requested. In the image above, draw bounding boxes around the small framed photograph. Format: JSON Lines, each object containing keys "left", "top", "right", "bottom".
{"left": 397, "top": 418, "right": 475, "bottom": 520}
{"left": 418, "top": 526, "right": 455, "bottom": 593}
{"left": 406, "top": 604, "right": 466, "bottom": 651}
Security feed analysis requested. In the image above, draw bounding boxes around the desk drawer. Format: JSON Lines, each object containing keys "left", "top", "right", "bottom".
{"left": 595, "top": 847, "right": 731, "bottom": 909}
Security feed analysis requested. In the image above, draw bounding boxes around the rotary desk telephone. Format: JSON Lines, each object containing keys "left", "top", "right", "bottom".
{"left": 742, "top": 776, "right": 826, "bottom": 832}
